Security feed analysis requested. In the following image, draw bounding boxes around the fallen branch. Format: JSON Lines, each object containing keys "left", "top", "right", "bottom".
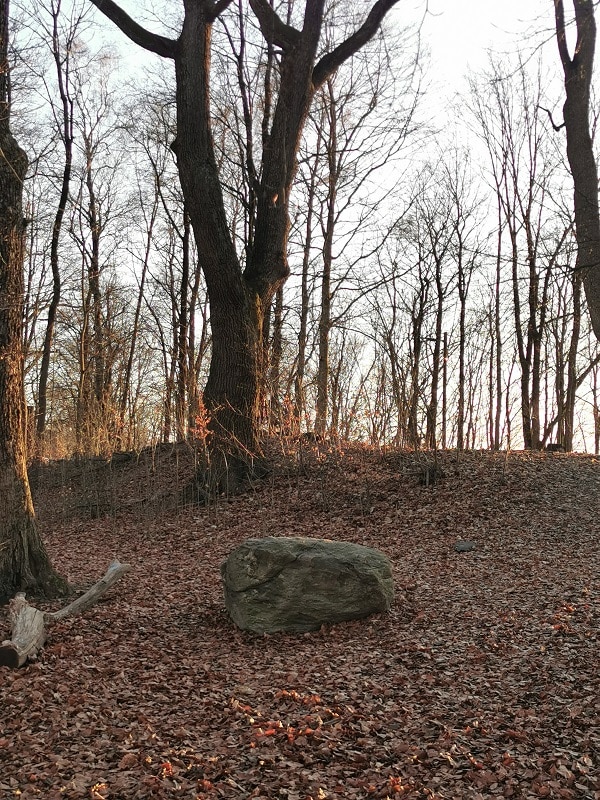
{"left": 0, "top": 560, "right": 131, "bottom": 668}
{"left": 45, "top": 560, "right": 131, "bottom": 623}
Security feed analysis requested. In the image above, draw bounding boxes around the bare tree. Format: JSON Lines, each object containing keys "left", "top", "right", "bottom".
{"left": 413, "top": 165, "right": 455, "bottom": 450}
{"left": 65, "top": 56, "right": 127, "bottom": 453}
{"left": 471, "top": 60, "right": 567, "bottom": 449}
{"left": 35, "top": 0, "right": 83, "bottom": 443}
{"left": 88, "top": 0, "right": 403, "bottom": 490}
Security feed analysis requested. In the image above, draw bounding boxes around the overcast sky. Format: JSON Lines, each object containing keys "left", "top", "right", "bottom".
{"left": 421, "top": 0, "right": 558, "bottom": 95}
{"left": 94, "top": 0, "right": 584, "bottom": 111}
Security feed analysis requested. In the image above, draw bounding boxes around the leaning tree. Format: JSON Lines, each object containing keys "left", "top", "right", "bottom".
{"left": 88, "top": 0, "right": 402, "bottom": 489}
{"left": 0, "top": 0, "right": 67, "bottom": 603}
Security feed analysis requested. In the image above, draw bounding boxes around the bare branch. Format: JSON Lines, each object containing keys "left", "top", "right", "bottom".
{"left": 46, "top": 561, "right": 131, "bottom": 622}
{"left": 312, "top": 0, "right": 400, "bottom": 89}
{"left": 88, "top": 0, "right": 177, "bottom": 58}
{"left": 211, "top": 0, "right": 236, "bottom": 18}
{"left": 539, "top": 104, "right": 565, "bottom": 131}
{"left": 248, "top": 0, "right": 300, "bottom": 50}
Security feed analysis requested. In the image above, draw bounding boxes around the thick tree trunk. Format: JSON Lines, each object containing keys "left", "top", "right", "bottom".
{"left": 0, "top": 0, "right": 67, "bottom": 604}
{"left": 268, "top": 286, "right": 284, "bottom": 429}
{"left": 87, "top": 0, "right": 401, "bottom": 486}
{"left": 173, "top": 4, "right": 264, "bottom": 484}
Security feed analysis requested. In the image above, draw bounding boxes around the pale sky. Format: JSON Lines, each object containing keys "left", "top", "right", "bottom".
{"left": 98, "top": 0, "right": 580, "bottom": 108}
{"left": 422, "top": 0, "right": 556, "bottom": 94}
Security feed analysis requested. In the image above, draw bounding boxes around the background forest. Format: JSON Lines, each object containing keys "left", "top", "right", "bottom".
{"left": 10, "top": 0, "right": 600, "bottom": 457}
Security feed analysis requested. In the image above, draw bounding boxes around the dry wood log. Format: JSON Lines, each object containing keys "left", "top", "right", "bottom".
{"left": 0, "top": 560, "right": 130, "bottom": 668}
{"left": 45, "top": 560, "right": 131, "bottom": 623}
{"left": 0, "top": 594, "right": 46, "bottom": 668}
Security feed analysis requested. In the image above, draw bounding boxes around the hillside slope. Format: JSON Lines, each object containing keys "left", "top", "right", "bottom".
{"left": 1, "top": 445, "right": 599, "bottom": 799}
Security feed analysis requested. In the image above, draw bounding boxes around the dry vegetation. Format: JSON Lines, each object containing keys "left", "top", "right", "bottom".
{"left": 1, "top": 443, "right": 599, "bottom": 800}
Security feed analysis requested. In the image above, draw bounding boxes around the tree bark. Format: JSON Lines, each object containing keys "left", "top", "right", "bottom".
{"left": 0, "top": 0, "right": 68, "bottom": 604}
{"left": 555, "top": 0, "right": 600, "bottom": 341}
{"left": 268, "top": 286, "right": 284, "bottom": 429}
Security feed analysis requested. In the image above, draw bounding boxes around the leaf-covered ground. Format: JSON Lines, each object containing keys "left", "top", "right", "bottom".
{"left": 1, "top": 444, "right": 599, "bottom": 800}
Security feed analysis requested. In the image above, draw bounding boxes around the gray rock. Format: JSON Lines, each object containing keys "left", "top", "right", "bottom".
{"left": 221, "top": 536, "right": 394, "bottom": 633}
{"left": 455, "top": 540, "right": 476, "bottom": 553}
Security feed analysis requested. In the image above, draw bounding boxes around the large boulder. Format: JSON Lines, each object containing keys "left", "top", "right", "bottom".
{"left": 221, "top": 536, "right": 394, "bottom": 633}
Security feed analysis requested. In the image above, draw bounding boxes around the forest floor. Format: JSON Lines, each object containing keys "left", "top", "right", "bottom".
{"left": 0, "top": 442, "right": 599, "bottom": 800}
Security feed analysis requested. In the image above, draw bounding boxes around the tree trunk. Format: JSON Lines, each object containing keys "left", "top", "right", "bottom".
{"left": 555, "top": 0, "right": 600, "bottom": 341}
{"left": 88, "top": 0, "right": 401, "bottom": 487}
{"left": 593, "top": 363, "right": 600, "bottom": 454}
{"left": 37, "top": 0, "right": 74, "bottom": 442}
{"left": 408, "top": 263, "right": 428, "bottom": 449}
{"left": 84, "top": 132, "right": 106, "bottom": 410}
{"left": 315, "top": 250, "right": 332, "bottom": 437}
{"left": 315, "top": 80, "right": 339, "bottom": 438}
{"left": 494, "top": 216, "right": 503, "bottom": 449}
{"left": 563, "top": 273, "right": 582, "bottom": 451}
{"left": 457, "top": 245, "right": 469, "bottom": 451}
{"left": 268, "top": 286, "right": 284, "bottom": 430}
{"left": 294, "top": 166, "right": 317, "bottom": 432}
{"left": 0, "top": 0, "right": 67, "bottom": 604}
{"left": 175, "top": 210, "right": 190, "bottom": 442}
{"left": 173, "top": 3, "right": 264, "bottom": 481}
{"left": 426, "top": 265, "right": 443, "bottom": 449}
{"left": 442, "top": 331, "right": 448, "bottom": 449}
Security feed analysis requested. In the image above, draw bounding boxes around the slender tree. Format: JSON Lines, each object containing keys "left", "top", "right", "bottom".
{"left": 0, "top": 0, "right": 67, "bottom": 603}
{"left": 36, "top": 0, "right": 80, "bottom": 442}
{"left": 471, "top": 60, "right": 566, "bottom": 449}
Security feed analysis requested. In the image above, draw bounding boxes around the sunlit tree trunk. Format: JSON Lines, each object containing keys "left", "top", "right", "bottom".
{"left": 0, "top": 0, "right": 67, "bottom": 604}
